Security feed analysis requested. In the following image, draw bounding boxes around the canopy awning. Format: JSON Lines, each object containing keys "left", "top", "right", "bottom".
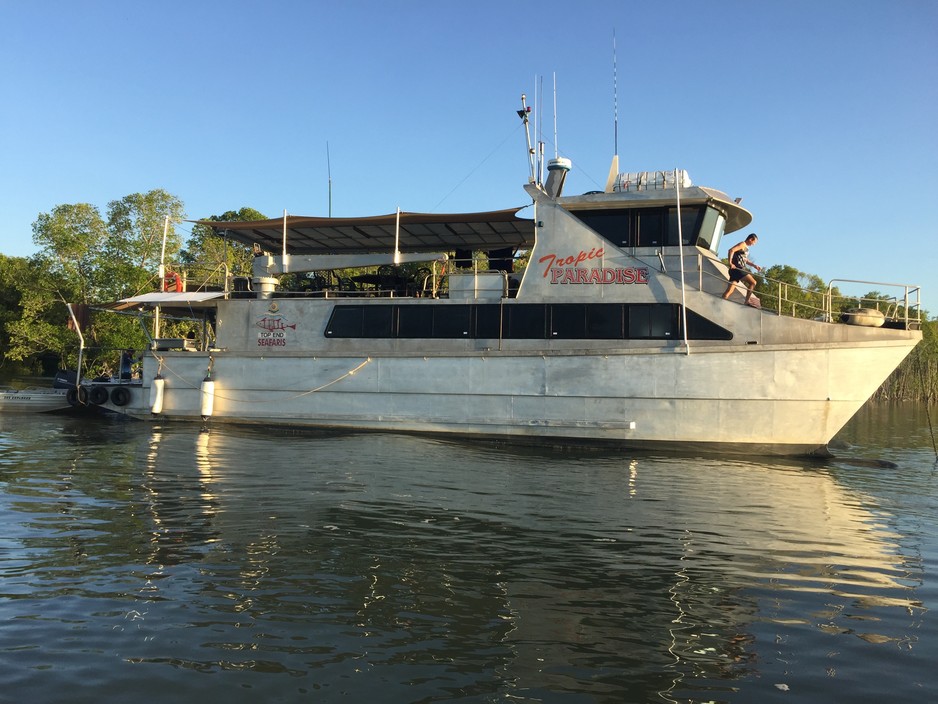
{"left": 109, "top": 291, "right": 226, "bottom": 311}
{"left": 196, "top": 207, "right": 536, "bottom": 255}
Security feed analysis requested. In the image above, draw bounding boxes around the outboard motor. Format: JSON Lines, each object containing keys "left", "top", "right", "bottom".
{"left": 53, "top": 369, "right": 77, "bottom": 389}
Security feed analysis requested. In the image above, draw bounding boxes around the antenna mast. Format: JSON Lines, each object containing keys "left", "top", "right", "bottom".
{"left": 604, "top": 30, "right": 621, "bottom": 192}
{"left": 613, "top": 30, "right": 619, "bottom": 158}
{"left": 326, "top": 142, "right": 333, "bottom": 217}
{"left": 553, "top": 72, "right": 559, "bottom": 158}
{"left": 537, "top": 74, "right": 545, "bottom": 186}
{"left": 517, "top": 94, "right": 535, "bottom": 183}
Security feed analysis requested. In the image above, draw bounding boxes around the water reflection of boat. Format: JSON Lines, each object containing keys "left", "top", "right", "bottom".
{"left": 130, "top": 426, "right": 918, "bottom": 698}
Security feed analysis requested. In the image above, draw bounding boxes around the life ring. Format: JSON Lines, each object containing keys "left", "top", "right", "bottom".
{"left": 89, "top": 385, "right": 109, "bottom": 405}
{"left": 111, "top": 386, "right": 131, "bottom": 407}
{"left": 163, "top": 271, "right": 183, "bottom": 292}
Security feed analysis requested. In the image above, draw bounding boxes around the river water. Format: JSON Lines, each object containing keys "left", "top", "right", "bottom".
{"left": 0, "top": 404, "right": 936, "bottom": 703}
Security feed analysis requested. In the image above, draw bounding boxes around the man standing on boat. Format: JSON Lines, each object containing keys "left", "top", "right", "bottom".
{"left": 722, "top": 233, "right": 763, "bottom": 304}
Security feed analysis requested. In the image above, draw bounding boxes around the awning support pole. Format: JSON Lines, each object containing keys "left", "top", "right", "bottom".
{"left": 675, "top": 168, "right": 690, "bottom": 355}
{"left": 282, "top": 210, "right": 289, "bottom": 274}
{"left": 394, "top": 207, "right": 401, "bottom": 265}
{"left": 155, "top": 216, "right": 169, "bottom": 340}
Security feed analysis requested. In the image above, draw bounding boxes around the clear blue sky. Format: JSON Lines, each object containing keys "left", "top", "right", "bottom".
{"left": 2, "top": 0, "right": 935, "bottom": 313}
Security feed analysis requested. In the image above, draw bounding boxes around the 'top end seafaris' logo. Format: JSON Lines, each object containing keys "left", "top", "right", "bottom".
{"left": 255, "top": 315, "right": 297, "bottom": 347}
{"left": 539, "top": 248, "right": 648, "bottom": 285}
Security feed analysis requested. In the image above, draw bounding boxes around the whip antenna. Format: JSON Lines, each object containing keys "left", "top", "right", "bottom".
{"left": 326, "top": 142, "right": 333, "bottom": 217}
{"left": 604, "top": 30, "right": 621, "bottom": 192}
{"left": 613, "top": 29, "right": 619, "bottom": 158}
{"left": 553, "top": 72, "right": 559, "bottom": 158}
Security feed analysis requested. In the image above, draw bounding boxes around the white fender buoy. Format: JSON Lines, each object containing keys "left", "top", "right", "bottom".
{"left": 841, "top": 307, "right": 886, "bottom": 327}
{"left": 200, "top": 374, "right": 215, "bottom": 419}
{"left": 150, "top": 375, "right": 165, "bottom": 414}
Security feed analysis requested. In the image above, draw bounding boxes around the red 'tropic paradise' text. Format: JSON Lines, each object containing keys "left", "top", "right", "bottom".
{"left": 538, "top": 249, "right": 648, "bottom": 285}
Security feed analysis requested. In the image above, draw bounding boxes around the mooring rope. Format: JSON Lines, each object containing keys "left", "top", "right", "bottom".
{"left": 148, "top": 355, "right": 373, "bottom": 404}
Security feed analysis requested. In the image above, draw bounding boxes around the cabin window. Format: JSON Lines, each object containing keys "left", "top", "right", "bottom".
{"left": 628, "top": 304, "right": 676, "bottom": 339}
{"left": 634, "top": 209, "right": 665, "bottom": 246}
{"left": 326, "top": 303, "right": 731, "bottom": 341}
{"left": 325, "top": 305, "right": 365, "bottom": 337}
{"left": 550, "top": 303, "right": 587, "bottom": 338}
{"left": 568, "top": 210, "right": 631, "bottom": 247}
{"left": 398, "top": 305, "right": 434, "bottom": 337}
{"left": 668, "top": 206, "right": 704, "bottom": 246}
{"left": 684, "top": 308, "right": 733, "bottom": 340}
{"left": 570, "top": 206, "right": 705, "bottom": 248}
{"left": 362, "top": 307, "right": 393, "bottom": 337}
{"left": 433, "top": 306, "right": 472, "bottom": 337}
{"left": 474, "top": 305, "right": 503, "bottom": 339}
{"left": 551, "top": 303, "right": 625, "bottom": 339}
{"left": 325, "top": 305, "right": 394, "bottom": 337}
{"left": 697, "top": 207, "right": 726, "bottom": 253}
{"left": 505, "top": 304, "right": 547, "bottom": 339}
{"left": 586, "top": 304, "right": 626, "bottom": 338}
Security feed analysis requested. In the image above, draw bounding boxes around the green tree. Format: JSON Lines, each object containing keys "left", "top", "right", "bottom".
{"left": 0, "top": 254, "right": 34, "bottom": 372}
{"left": 180, "top": 207, "right": 266, "bottom": 287}
{"left": 103, "top": 189, "right": 186, "bottom": 298}
{"left": 4, "top": 204, "right": 109, "bottom": 370}
{"left": 6, "top": 191, "right": 186, "bottom": 376}
{"left": 757, "top": 264, "right": 835, "bottom": 319}
{"left": 31, "top": 203, "right": 109, "bottom": 302}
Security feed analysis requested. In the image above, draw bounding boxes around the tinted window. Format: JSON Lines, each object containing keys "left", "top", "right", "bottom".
{"left": 325, "top": 304, "right": 729, "bottom": 342}
{"left": 683, "top": 308, "right": 733, "bottom": 340}
{"left": 568, "top": 210, "right": 630, "bottom": 247}
{"left": 325, "top": 306, "right": 364, "bottom": 337}
{"left": 668, "top": 206, "right": 704, "bottom": 246}
{"left": 398, "top": 306, "right": 433, "bottom": 337}
{"left": 362, "top": 306, "right": 393, "bottom": 337}
{"left": 506, "top": 305, "right": 547, "bottom": 338}
{"left": 474, "top": 305, "right": 503, "bottom": 339}
{"left": 570, "top": 206, "right": 705, "bottom": 248}
{"left": 550, "top": 304, "right": 587, "bottom": 339}
{"left": 434, "top": 306, "right": 471, "bottom": 338}
{"left": 635, "top": 209, "right": 666, "bottom": 247}
{"left": 586, "top": 304, "right": 625, "bottom": 338}
{"left": 629, "top": 304, "right": 677, "bottom": 339}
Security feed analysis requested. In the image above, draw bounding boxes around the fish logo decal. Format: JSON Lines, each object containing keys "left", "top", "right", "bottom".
{"left": 255, "top": 316, "right": 297, "bottom": 332}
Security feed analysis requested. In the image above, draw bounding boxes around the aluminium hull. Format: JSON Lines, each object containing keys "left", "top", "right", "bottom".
{"left": 106, "top": 339, "right": 915, "bottom": 456}
{"left": 0, "top": 389, "right": 71, "bottom": 414}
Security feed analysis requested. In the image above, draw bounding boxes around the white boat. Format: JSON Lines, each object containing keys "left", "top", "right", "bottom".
{"left": 88, "top": 106, "right": 923, "bottom": 456}
{"left": 0, "top": 388, "right": 72, "bottom": 414}
{"left": 0, "top": 370, "right": 79, "bottom": 414}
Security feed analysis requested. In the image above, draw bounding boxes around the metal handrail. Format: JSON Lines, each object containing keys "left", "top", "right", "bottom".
{"left": 684, "top": 256, "right": 922, "bottom": 326}
{"left": 826, "top": 279, "right": 922, "bottom": 328}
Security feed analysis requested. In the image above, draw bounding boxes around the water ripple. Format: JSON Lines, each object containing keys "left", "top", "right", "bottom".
{"left": 0, "top": 411, "right": 935, "bottom": 702}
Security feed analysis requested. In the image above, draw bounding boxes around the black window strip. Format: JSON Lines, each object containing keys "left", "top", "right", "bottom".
{"left": 326, "top": 304, "right": 732, "bottom": 341}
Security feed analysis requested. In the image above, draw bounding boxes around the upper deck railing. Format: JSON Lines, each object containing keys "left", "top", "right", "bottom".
{"left": 158, "top": 257, "right": 923, "bottom": 330}
{"left": 682, "top": 255, "right": 923, "bottom": 329}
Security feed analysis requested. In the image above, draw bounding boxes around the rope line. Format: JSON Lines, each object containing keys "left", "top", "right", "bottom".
{"left": 149, "top": 355, "right": 373, "bottom": 404}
